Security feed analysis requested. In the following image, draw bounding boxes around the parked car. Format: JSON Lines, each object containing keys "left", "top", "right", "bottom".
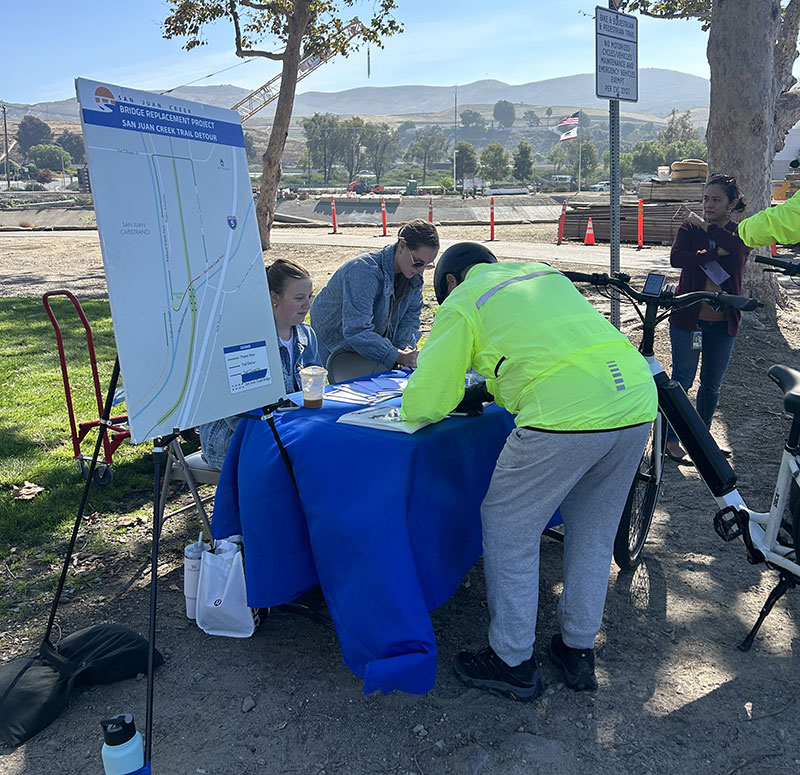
{"left": 588, "top": 181, "right": 625, "bottom": 192}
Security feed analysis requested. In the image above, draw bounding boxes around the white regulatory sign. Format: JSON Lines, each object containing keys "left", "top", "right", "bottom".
{"left": 595, "top": 6, "right": 638, "bottom": 102}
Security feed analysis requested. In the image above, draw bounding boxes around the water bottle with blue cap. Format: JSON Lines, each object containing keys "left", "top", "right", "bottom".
{"left": 100, "top": 713, "right": 144, "bottom": 774}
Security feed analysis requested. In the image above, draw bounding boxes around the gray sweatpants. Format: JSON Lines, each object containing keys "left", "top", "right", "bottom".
{"left": 482, "top": 423, "right": 651, "bottom": 666}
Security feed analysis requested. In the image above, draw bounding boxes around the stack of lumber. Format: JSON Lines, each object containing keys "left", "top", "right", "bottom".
{"left": 773, "top": 171, "right": 800, "bottom": 201}
{"left": 562, "top": 200, "right": 703, "bottom": 245}
{"left": 671, "top": 159, "right": 708, "bottom": 180}
{"left": 637, "top": 180, "right": 705, "bottom": 202}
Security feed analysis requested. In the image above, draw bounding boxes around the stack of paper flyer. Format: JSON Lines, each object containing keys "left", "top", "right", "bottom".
{"left": 336, "top": 405, "right": 432, "bottom": 434}
{"left": 325, "top": 375, "right": 408, "bottom": 406}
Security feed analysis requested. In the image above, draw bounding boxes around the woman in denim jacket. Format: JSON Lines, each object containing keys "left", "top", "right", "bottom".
{"left": 199, "top": 259, "right": 320, "bottom": 469}
{"left": 310, "top": 219, "right": 439, "bottom": 371}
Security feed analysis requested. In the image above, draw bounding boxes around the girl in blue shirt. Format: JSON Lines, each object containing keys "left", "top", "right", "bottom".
{"left": 199, "top": 259, "right": 321, "bottom": 469}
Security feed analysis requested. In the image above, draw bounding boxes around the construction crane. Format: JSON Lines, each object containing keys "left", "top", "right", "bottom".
{"left": 232, "top": 17, "right": 367, "bottom": 122}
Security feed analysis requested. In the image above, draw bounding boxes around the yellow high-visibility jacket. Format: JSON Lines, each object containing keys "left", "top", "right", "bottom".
{"left": 738, "top": 191, "right": 800, "bottom": 247}
{"left": 401, "top": 262, "right": 657, "bottom": 431}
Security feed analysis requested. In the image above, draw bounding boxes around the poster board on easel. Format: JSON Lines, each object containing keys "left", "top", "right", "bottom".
{"left": 76, "top": 78, "right": 283, "bottom": 443}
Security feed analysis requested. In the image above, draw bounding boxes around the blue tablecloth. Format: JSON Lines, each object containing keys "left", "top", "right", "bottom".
{"left": 211, "top": 376, "right": 521, "bottom": 695}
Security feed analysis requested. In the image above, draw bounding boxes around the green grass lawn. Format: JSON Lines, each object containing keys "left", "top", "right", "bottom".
{"left": 0, "top": 297, "right": 156, "bottom": 546}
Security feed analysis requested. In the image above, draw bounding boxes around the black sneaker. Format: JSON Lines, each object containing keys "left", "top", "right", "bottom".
{"left": 453, "top": 646, "right": 543, "bottom": 702}
{"left": 549, "top": 634, "right": 598, "bottom": 691}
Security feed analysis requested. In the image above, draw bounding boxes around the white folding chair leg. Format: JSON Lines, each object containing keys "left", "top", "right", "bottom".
{"left": 160, "top": 439, "right": 215, "bottom": 540}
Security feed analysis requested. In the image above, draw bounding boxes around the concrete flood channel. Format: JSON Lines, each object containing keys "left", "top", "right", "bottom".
{"left": 273, "top": 192, "right": 565, "bottom": 226}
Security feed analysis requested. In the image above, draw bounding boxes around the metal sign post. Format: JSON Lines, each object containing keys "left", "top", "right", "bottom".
{"left": 596, "top": 4, "right": 638, "bottom": 328}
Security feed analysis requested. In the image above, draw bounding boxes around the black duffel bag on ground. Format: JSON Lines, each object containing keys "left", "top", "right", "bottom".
{"left": 0, "top": 623, "right": 162, "bottom": 748}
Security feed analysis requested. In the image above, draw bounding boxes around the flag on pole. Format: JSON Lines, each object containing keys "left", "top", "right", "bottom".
{"left": 557, "top": 111, "right": 581, "bottom": 128}
{"left": 559, "top": 127, "right": 578, "bottom": 142}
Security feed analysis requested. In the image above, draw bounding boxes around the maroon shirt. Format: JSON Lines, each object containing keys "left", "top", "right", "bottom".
{"left": 669, "top": 220, "right": 750, "bottom": 337}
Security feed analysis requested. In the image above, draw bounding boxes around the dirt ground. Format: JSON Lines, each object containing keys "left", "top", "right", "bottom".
{"left": 2, "top": 226, "right": 800, "bottom": 775}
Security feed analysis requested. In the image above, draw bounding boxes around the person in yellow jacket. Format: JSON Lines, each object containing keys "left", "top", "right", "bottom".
{"left": 737, "top": 188, "right": 800, "bottom": 247}
{"left": 401, "top": 243, "right": 657, "bottom": 701}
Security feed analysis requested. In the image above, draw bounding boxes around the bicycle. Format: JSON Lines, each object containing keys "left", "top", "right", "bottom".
{"left": 563, "top": 269, "right": 757, "bottom": 571}
{"left": 565, "top": 268, "right": 800, "bottom": 650}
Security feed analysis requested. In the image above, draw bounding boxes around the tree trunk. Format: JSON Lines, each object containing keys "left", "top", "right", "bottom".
{"left": 706, "top": 0, "right": 783, "bottom": 316}
{"left": 256, "top": 0, "right": 312, "bottom": 250}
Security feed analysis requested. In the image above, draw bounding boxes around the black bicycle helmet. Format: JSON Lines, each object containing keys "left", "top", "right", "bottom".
{"left": 433, "top": 242, "right": 497, "bottom": 304}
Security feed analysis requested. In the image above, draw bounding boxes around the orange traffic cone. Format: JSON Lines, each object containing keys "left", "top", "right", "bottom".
{"left": 584, "top": 217, "right": 596, "bottom": 246}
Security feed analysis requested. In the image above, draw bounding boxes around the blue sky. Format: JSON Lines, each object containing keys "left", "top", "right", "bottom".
{"left": 5, "top": 1, "right": 711, "bottom": 104}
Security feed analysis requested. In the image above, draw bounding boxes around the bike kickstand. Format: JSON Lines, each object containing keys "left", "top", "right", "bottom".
{"left": 738, "top": 571, "right": 797, "bottom": 652}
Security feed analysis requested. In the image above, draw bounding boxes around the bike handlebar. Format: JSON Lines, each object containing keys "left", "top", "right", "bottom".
{"left": 563, "top": 270, "right": 603, "bottom": 285}
{"left": 563, "top": 270, "right": 760, "bottom": 313}
{"left": 755, "top": 254, "right": 800, "bottom": 275}
{"left": 716, "top": 293, "right": 760, "bottom": 312}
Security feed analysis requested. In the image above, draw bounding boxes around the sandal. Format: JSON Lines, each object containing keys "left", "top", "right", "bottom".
{"left": 666, "top": 442, "right": 688, "bottom": 463}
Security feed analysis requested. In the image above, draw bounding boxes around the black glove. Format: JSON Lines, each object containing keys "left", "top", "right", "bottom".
{"left": 453, "top": 381, "right": 494, "bottom": 417}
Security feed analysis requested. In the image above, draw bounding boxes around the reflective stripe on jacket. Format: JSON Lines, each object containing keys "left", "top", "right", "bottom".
{"left": 401, "top": 262, "right": 657, "bottom": 431}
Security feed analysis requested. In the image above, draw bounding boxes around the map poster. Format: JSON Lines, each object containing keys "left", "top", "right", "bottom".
{"left": 76, "top": 78, "right": 284, "bottom": 444}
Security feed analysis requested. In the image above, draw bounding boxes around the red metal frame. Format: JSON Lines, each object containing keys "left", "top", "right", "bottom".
{"left": 42, "top": 290, "right": 130, "bottom": 466}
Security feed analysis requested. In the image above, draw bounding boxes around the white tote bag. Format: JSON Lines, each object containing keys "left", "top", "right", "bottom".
{"left": 195, "top": 540, "right": 256, "bottom": 638}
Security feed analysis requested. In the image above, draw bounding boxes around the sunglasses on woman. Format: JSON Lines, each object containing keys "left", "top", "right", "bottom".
{"left": 408, "top": 248, "right": 434, "bottom": 269}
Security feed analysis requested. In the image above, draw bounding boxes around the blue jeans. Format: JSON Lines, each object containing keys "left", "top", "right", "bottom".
{"left": 667, "top": 321, "right": 736, "bottom": 442}
{"left": 198, "top": 416, "right": 241, "bottom": 469}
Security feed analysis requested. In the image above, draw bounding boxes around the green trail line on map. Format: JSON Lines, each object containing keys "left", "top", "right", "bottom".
{"left": 157, "top": 156, "right": 199, "bottom": 425}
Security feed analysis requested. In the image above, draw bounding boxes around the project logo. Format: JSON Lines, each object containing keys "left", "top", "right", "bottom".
{"left": 93, "top": 86, "right": 116, "bottom": 112}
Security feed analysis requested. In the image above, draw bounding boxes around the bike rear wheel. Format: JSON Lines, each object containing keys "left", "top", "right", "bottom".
{"left": 614, "top": 415, "right": 665, "bottom": 570}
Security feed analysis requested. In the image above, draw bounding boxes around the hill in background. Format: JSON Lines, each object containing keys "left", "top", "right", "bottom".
{"left": 4, "top": 68, "right": 707, "bottom": 124}
{"left": 284, "top": 69, "right": 708, "bottom": 120}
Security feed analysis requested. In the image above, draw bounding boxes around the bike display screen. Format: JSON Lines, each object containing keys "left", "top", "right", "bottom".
{"left": 641, "top": 273, "right": 666, "bottom": 297}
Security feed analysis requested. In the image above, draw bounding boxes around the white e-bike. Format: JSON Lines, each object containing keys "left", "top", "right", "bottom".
{"left": 565, "top": 268, "right": 800, "bottom": 650}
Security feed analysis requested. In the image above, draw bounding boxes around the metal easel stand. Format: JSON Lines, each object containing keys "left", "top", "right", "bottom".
{"left": 143, "top": 403, "right": 295, "bottom": 764}
{"left": 241, "top": 401, "right": 299, "bottom": 492}
{"left": 144, "top": 429, "right": 178, "bottom": 766}
{"left": 42, "top": 358, "right": 122, "bottom": 647}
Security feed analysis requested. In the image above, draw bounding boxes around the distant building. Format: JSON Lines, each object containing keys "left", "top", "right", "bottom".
{"left": 772, "top": 125, "right": 800, "bottom": 180}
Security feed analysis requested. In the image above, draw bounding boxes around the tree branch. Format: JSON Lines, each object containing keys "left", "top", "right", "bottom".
{"left": 229, "top": 0, "right": 283, "bottom": 60}
{"left": 240, "top": 0, "right": 283, "bottom": 10}
{"left": 775, "top": 0, "right": 800, "bottom": 93}
{"left": 617, "top": 0, "right": 710, "bottom": 27}
{"left": 635, "top": 10, "right": 696, "bottom": 19}
{"left": 775, "top": 90, "right": 800, "bottom": 152}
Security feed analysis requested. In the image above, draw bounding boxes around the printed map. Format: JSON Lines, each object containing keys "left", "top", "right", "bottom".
{"left": 77, "top": 79, "right": 283, "bottom": 443}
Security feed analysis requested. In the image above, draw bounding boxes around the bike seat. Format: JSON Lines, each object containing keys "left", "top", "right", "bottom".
{"left": 768, "top": 364, "right": 800, "bottom": 417}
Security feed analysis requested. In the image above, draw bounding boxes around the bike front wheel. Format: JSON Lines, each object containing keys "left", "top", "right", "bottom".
{"left": 614, "top": 415, "right": 665, "bottom": 571}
